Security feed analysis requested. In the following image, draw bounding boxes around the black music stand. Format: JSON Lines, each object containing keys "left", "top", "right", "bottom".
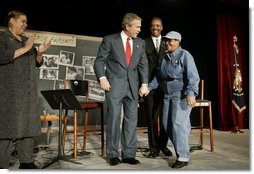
{"left": 40, "top": 89, "right": 83, "bottom": 168}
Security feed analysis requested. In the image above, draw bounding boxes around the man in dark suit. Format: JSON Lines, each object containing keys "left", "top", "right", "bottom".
{"left": 144, "top": 17, "right": 172, "bottom": 158}
{"left": 93, "top": 13, "right": 149, "bottom": 166}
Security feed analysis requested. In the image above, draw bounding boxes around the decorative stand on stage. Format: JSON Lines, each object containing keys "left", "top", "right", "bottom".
{"left": 231, "top": 35, "right": 246, "bottom": 134}
{"left": 40, "top": 89, "right": 83, "bottom": 168}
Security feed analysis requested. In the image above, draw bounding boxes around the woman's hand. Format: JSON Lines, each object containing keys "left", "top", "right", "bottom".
{"left": 38, "top": 40, "right": 51, "bottom": 53}
{"left": 187, "top": 96, "right": 196, "bottom": 108}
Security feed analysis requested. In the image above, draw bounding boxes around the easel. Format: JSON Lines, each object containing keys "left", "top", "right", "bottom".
{"left": 40, "top": 89, "right": 83, "bottom": 168}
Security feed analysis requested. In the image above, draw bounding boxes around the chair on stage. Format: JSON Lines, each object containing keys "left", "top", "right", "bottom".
{"left": 62, "top": 79, "right": 105, "bottom": 159}
{"left": 40, "top": 114, "right": 61, "bottom": 145}
{"left": 191, "top": 79, "right": 214, "bottom": 152}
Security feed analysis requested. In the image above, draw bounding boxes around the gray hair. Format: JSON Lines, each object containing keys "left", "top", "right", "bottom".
{"left": 121, "top": 13, "right": 141, "bottom": 30}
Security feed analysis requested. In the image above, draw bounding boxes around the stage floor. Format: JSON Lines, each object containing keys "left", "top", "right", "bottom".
{"left": 8, "top": 127, "right": 249, "bottom": 170}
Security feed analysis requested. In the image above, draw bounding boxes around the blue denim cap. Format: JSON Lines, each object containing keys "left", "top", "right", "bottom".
{"left": 163, "top": 31, "right": 181, "bottom": 41}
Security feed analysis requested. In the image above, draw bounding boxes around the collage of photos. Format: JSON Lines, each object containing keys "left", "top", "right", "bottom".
{"left": 40, "top": 50, "right": 105, "bottom": 101}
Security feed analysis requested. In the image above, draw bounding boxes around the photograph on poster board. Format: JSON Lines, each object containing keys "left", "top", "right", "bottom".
{"left": 66, "top": 66, "right": 85, "bottom": 80}
{"left": 88, "top": 80, "right": 105, "bottom": 101}
{"left": 54, "top": 79, "right": 64, "bottom": 90}
{"left": 59, "top": 50, "right": 75, "bottom": 66}
{"left": 82, "top": 56, "right": 96, "bottom": 75}
{"left": 40, "top": 54, "right": 59, "bottom": 69}
{"left": 39, "top": 69, "right": 59, "bottom": 80}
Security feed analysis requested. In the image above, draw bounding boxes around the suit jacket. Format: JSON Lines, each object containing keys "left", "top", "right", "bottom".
{"left": 144, "top": 37, "right": 166, "bottom": 82}
{"left": 94, "top": 32, "right": 148, "bottom": 100}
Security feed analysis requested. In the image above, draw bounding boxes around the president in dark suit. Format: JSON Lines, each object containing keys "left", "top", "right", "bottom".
{"left": 93, "top": 13, "right": 148, "bottom": 166}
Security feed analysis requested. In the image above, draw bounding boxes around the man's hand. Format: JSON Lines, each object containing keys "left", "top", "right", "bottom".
{"left": 100, "top": 77, "right": 111, "bottom": 91}
{"left": 139, "top": 85, "right": 149, "bottom": 97}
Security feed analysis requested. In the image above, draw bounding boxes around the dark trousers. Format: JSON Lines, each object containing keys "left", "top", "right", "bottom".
{"left": 145, "top": 87, "right": 168, "bottom": 153}
{"left": 0, "top": 137, "right": 34, "bottom": 168}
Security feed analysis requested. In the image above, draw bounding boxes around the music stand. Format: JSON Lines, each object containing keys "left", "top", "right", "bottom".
{"left": 40, "top": 89, "right": 83, "bottom": 168}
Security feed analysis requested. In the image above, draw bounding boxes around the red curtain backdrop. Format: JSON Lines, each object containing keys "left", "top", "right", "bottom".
{"left": 216, "top": 0, "right": 249, "bottom": 130}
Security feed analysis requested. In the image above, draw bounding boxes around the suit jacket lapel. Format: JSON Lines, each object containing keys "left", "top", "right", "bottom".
{"left": 114, "top": 35, "right": 128, "bottom": 67}
{"left": 146, "top": 38, "right": 158, "bottom": 65}
{"left": 130, "top": 39, "right": 140, "bottom": 67}
{"left": 148, "top": 37, "right": 157, "bottom": 53}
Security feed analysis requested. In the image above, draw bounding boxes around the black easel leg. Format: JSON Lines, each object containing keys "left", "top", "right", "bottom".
{"left": 41, "top": 101, "right": 82, "bottom": 169}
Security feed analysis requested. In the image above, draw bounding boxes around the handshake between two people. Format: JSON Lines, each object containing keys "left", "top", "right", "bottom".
{"left": 139, "top": 85, "right": 150, "bottom": 97}
{"left": 99, "top": 77, "right": 150, "bottom": 97}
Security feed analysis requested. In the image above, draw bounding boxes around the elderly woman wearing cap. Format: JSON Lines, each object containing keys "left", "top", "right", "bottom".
{"left": 143, "top": 31, "right": 200, "bottom": 168}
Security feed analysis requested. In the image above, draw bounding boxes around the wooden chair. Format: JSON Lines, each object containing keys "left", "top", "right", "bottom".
{"left": 40, "top": 114, "right": 60, "bottom": 145}
{"left": 62, "top": 80, "right": 105, "bottom": 159}
{"left": 192, "top": 79, "right": 214, "bottom": 152}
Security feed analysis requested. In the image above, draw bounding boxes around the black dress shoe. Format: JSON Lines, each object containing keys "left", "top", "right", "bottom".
{"left": 160, "top": 147, "right": 173, "bottom": 156}
{"left": 146, "top": 151, "right": 159, "bottom": 158}
{"left": 109, "top": 157, "right": 121, "bottom": 166}
{"left": 19, "top": 162, "right": 40, "bottom": 169}
{"left": 171, "top": 160, "right": 188, "bottom": 168}
{"left": 122, "top": 158, "right": 140, "bottom": 165}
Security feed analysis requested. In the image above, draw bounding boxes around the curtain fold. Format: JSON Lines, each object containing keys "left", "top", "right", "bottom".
{"left": 216, "top": 2, "right": 249, "bottom": 130}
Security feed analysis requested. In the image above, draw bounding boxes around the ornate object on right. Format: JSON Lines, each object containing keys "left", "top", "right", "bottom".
{"left": 231, "top": 35, "right": 246, "bottom": 133}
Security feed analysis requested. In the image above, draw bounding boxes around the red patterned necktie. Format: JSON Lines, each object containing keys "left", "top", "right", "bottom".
{"left": 126, "top": 37, "right": 131, "bottom": 65}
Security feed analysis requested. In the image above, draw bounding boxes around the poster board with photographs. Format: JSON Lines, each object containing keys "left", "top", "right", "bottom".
{"left": 28, "top": 30, "right": 105, "bottom": 100}
{"left": 0, "top": 27, "right": 105, "bottom": 124}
